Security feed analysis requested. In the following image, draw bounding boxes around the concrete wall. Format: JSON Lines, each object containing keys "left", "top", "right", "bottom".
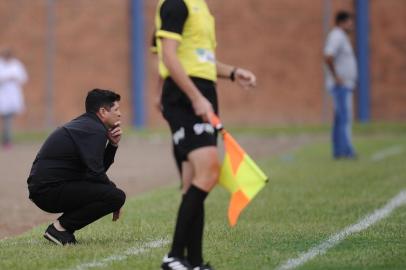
{"left": 370, "top": 0, "right": 406, "bottom": 121}
{"left": 0, "top": 0, "right": 404, "bottom": 130}
{"left": 0, "top": 0, "right": 131, "bottom": 129}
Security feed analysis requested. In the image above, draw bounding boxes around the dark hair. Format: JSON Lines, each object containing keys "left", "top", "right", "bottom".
{"left": 85, "top": 89, "right": 121, "bottom": 113}
{"left": 335, "top": 11, "right": 352, "bottom": 25}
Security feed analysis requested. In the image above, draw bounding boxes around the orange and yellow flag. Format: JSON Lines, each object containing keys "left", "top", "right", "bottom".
{"left": 211, "top": 114, "right": 268, "bottom": 227}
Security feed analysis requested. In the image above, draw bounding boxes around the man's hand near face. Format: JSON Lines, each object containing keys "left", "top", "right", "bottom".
{"left": 107, "top": 121, "right": 122, "bottom": 146}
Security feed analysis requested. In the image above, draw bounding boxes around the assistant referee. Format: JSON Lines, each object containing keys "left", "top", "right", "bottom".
{"left": 154, "top": 1, "right": 257, "bottom": 269}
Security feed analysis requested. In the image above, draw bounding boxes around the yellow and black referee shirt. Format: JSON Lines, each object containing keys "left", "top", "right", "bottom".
{"left": 154, "top": 0, "right": 217, "bottom": 82}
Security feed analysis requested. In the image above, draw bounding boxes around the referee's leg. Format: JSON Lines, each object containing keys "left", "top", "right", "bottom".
{"left": 188, "top": 146, "right": 219, "bottom": 191}
{"left": 169, "top": 146, "right": 219, "bottom": 267}
{"left": 181, "top": 160, "right": 194, "bottom": 194}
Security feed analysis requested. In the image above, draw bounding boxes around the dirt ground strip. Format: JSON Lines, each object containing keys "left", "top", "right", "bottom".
{"left": 0, "top": 133, "right": 317, "bottom": 239}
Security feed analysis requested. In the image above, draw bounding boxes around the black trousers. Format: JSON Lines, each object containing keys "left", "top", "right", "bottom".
{"left": 30, "top": 181, "right": 126, "bottom": 232}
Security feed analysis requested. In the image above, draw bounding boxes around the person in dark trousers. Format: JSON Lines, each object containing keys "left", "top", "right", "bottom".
{"left": 154, "top": 0, "right": 257, "bottom": 269}
{"left": 27, "top": 89, "right": 125, "bottom": 246}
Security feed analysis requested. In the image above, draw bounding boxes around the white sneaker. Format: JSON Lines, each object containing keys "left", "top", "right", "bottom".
{"left": 161, "top": 254, "right": 192, "bottom": 270}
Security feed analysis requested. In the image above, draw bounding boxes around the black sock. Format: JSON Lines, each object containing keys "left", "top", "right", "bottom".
{"left": 169, "top": 185, "right": 208, "bottom": 259}
{"left": 187, "top": 205, "right": 205, "bottom": 267}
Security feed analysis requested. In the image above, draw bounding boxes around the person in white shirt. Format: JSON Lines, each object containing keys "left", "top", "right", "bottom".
{"left": 0, "top": 48, "right": 28, "bottom": 149}
{"left": 324, "top": 11, "right": 357, "bottom": 159}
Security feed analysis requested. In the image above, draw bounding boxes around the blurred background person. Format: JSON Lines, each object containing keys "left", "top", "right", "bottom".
{"left": 324, "top": 11, "right": 358, "bottom": 160}
{"left": 0, "top": 48, "right": 28, "bottom": 149}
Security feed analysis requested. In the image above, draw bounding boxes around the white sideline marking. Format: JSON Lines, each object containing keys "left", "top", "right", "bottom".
{"left": 64, "top": 238, "right": 170, "bottom": 270}
{"left": 371, "top": 146, "right": 403, "bottom": 161}
{"left": 275, "top": 190, "right": 406, "bottom": 270}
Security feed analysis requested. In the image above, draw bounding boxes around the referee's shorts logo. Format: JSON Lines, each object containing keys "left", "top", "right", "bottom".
{"left": 193, "top": 123, "right": 214, "bottom": 135}
{"left": 173, "top": 127, "right": 185, "bottom": 145}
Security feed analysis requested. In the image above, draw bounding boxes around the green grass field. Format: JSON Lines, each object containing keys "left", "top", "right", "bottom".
{"left": 1, "top": 129, "right": 406, "bottom": 270}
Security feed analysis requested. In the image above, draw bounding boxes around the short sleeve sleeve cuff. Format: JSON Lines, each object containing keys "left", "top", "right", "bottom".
{"left": 156, "top": 30, "right": 183, "bottom": 42}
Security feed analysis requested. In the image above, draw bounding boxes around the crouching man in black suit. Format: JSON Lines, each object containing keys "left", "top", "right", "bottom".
{"left": 27, "top": 89, "right": 126, "bottom": 245}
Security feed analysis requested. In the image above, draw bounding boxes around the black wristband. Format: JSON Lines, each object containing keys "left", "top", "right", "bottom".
{"left": 230, "top": 67, "right": 237, "bottom": 82}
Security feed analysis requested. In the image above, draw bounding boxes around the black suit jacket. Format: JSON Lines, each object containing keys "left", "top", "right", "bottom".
{"left": 28, "top": 112, "right": 117, "bottom": 194}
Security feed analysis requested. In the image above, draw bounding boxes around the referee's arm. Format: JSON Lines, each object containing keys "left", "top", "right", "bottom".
{"left": 216, "top": 61, "right": 257, "bottom": 90}
{"left": 151, "top": 31, "right": 164, "bottom": 111}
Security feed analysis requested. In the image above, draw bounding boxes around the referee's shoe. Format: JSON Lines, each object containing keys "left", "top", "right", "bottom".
{"left": 44, "top": 224, "right": 77, "bottom": 246}
{"left": 161, "top": 254, "right": 192, "bottom": 270}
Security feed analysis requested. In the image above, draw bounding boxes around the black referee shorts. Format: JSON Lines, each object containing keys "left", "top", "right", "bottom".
{"left": 161, "top": 77, "right": 219, "bottom": 162}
